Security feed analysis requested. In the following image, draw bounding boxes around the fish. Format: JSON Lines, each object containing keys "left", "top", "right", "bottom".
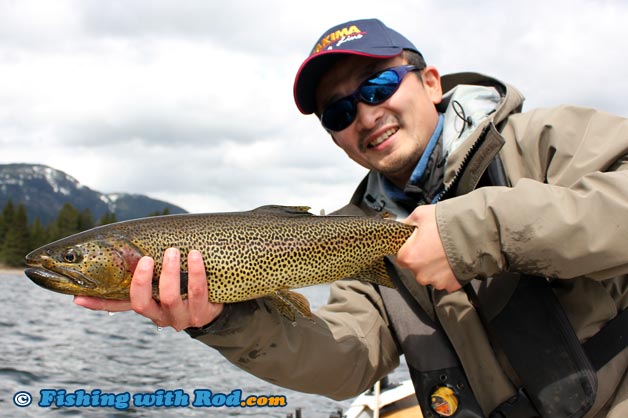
{"left": 24, "top": 205, "right": 414, "bottom": 320}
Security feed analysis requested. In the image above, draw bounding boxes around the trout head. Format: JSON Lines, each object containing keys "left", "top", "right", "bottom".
{"left": 24, "top": 235, "right": 144, "bottom": 299}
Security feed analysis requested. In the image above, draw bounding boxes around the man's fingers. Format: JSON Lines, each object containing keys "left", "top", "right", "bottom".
{"left": 401, "top": 204, "right": 429, "bottom": 226}
{"left": 187, "top": 250, "right": 208, "bottom": 306}
{"left": 396, "top": 228, "right": 420, "bottom": 269}
{"left": 158, "top": 248, "right": 183, "bottom": 306}
{"left": 73, "top": 296, "right": 132, "bottom": 312}
{"left": 185, "top": 250, "right": 223, "bottom": 327}
{"left": 446, "top": 281, "right": 463, "bottom": 293}
{"left": 75, "top": 248, "right": 223, "bottom": 330}
{"left": 130, "top": 256, "right": 162, "bottom": 319}
{"left": 158, "top": 248, "right": 193, "bottom": 330}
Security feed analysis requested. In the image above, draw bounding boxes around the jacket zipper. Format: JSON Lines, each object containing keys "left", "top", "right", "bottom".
{"left": 434, "top": 127, "right": 489, "bottom": 203}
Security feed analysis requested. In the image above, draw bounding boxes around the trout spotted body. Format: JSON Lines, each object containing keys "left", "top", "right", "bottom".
{"left": 25, "top": 206, "right": 414, "bottom": 319}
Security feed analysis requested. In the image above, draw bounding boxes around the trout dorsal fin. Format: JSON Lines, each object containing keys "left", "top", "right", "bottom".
{"left": 251, "top": 205, "right": 313, "bottom": 217}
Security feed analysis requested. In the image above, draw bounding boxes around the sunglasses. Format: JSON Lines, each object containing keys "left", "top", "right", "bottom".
{"left": 320, "top": 65, "right": 420, "bottom": 132}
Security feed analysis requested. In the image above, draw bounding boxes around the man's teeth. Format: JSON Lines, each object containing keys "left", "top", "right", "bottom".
{"left": 368, "top": 129, "right": 397, "bottom": 148}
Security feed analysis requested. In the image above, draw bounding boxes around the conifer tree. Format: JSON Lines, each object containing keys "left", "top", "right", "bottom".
{"left": 79, "top": 208, "right": 95, "bottom": 231}
{"left": 98, "top": 212, "right": 117, "bottom": 225}
{"left": 49, "top": 203, "right": 81, "bottom": 241}
{"left": 29, "top": 218, "right": 49, "bottom": 250}
{"left": 1, "top": 204, "right": 31, "bottom": 266}
{"left": 0, "top": 199, "right": 15, "bottom": 250}
{"left": 149, "top": 207, "right": 171, "bottom": 217}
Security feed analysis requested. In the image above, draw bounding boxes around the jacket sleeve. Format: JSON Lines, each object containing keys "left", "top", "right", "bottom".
{"left": 191, "top": 278, "right": 401, "bottom": 400}
{"left": 437, "top": 105, "right": 628, "bottom": 282}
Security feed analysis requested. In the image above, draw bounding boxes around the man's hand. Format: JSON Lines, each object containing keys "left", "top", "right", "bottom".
{"left": 396, "top": 205, "right": 461, "bottom": 293}
{"left": 74, "top": 248, "right": 223, "bottom": 331}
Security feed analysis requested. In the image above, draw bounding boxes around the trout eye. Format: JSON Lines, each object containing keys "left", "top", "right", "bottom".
{"left": 62, "top": 248, "right": 82, "bottom": 264}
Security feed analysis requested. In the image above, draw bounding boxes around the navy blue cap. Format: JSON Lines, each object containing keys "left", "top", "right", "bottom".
{"left": 294, "top": 19, "right": 420, "bottom": 115}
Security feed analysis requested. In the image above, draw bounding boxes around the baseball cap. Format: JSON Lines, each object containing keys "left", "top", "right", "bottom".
{"left": 294, "top": 18, "right": 420, "bottom": 115}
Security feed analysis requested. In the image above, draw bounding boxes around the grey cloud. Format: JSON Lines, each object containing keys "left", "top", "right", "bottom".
{"left": 1, "top": 0, "right": 627, "bottom": 215}
{"left": 57, "top": 115, "right": 281, "bottom": 148}
{"left": 75, "top": 0, "right": 318, "bottom": 56}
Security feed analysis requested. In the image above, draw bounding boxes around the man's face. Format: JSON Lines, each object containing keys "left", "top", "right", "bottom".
{"left": 315, "top": 55, "right": 442, "bottom": 188}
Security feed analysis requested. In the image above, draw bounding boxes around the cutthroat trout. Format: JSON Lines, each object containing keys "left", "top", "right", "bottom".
{"left": 24, "top": 205, "right": 414, "bottom": 320}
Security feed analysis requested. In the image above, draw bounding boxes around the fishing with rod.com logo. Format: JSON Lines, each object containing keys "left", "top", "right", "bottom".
{"left": 12, "top": 387, "right": 287, "bottom": 410}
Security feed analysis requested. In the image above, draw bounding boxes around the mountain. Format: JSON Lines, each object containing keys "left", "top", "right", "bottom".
{"left": 0, "top": 163, "right": 187, "bottom": 225}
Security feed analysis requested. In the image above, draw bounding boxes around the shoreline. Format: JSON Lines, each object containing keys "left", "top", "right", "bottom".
{"left": 0, "top": 265, "right": 25, "bottom": 275}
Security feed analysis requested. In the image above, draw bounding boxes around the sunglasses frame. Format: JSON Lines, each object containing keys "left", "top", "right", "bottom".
{"left": 320, "top": 64, "right": 420, "bottom": 132}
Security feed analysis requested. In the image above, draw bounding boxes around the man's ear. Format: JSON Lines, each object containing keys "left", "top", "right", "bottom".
{"left": 421, "top": 66, "right": 443, "bottom": 105}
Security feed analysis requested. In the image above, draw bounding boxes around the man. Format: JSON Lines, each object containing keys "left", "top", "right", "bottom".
{"left": 76, "top": 19, "right": 628, "bottom": 418}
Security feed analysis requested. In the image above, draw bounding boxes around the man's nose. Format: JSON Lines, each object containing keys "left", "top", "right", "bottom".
{"left": 354, "top": 101, "right": 384, "bottom": 130}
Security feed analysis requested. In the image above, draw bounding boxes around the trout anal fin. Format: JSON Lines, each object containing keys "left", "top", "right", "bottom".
{"left": 265, "top": 289, "right": 312, "bottom": 323}
{"left": 351, "top": 259, "right": 396, "bottom": 288}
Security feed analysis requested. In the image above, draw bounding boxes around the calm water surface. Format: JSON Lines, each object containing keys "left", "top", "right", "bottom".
{"left": 0, "top": 272, "right": 409, "bottom": 417}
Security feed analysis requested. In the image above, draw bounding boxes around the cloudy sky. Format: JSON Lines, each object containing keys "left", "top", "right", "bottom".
{"left": 1, "top": 0, "right": 627, "bottom": 214}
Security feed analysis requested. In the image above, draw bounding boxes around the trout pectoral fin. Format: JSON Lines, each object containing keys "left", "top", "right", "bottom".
{"left": 265, "top": 290, "right": 312, "bottom": 322}
{"left": 352, "top": 259, "right": 395, "bottom": 288}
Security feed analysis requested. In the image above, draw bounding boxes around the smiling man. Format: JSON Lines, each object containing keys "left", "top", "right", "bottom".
{"left": 314, "top": 55, "right": 442, "bottom": 188}
{"left": 76, "top": 18, "right": 628, "bottom": 418}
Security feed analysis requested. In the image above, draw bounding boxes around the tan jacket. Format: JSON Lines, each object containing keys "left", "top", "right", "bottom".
{"left": 193, "top": 73, "right": 628, "bottom": 418}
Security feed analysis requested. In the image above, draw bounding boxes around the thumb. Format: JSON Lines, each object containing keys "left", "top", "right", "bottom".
{"left": 402, "top": 204, "right": 434, "bottom": 227}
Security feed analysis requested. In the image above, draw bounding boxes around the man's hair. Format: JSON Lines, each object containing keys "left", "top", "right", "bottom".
{"left": 403, "top": 50, "right": 427, "bottom": 81}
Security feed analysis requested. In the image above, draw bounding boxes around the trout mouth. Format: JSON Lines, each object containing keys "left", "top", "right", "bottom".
{"left": 24, "top": 255, "right": 97, "bottom": 291}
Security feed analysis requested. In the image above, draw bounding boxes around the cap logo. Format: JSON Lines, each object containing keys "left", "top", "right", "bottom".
{"left": 313, "top": 25, "right": 365, "bottom": 54}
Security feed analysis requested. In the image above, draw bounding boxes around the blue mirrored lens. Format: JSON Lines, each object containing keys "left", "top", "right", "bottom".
{"left": 321, "top": 99, "right": 356, "bottom": 132}
{"left": 359, "top": 71, "right": 401, "bottom": 103}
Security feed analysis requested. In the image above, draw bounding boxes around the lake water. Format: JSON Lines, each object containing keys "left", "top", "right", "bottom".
{"left": 0, "top": 272, "right": 409, "bottom": 417}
